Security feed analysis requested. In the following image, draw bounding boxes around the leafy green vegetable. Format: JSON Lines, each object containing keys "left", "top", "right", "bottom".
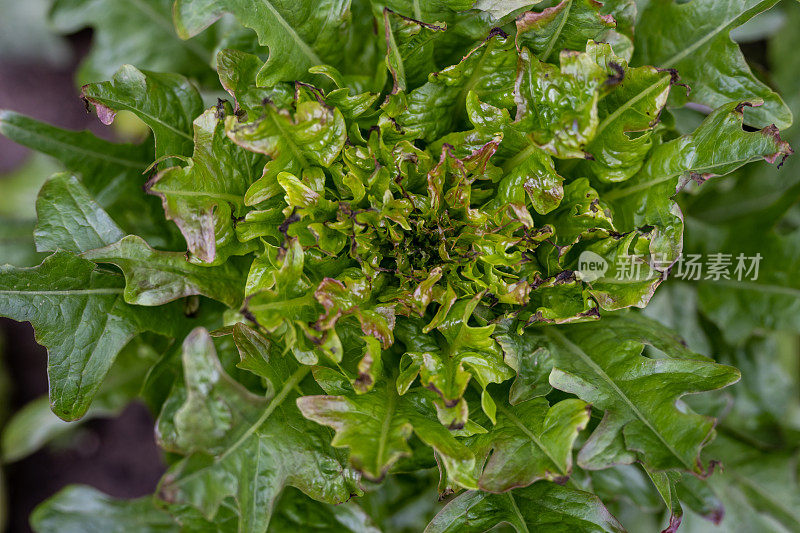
{"left": 470, "top": 397, "right": 590, "bottom": 491}
{"left": 426, "top": 482, "right": 625, "bottom": 532}
{"left": 81, "top": 65, "right": 204, "bottom": 159}
{"left": 633, "top": 0, "right": 792, "bottom": 129}
{"left": 1, "top": 0, "right": 798, "bottom": 530}
{"left": 173, "top": 0, "right": 352, "bottom": 86}
{"left": 156, "top": 327, "right": 357, "bottom": 532}
{"left": 0, "top": 253, "right": 186, "bottom": 420}
{"left": 31, "top": 485, "right": 179, "bottom": 533}
{"left": 545, "top": 321, "right": 740, "bottom": 473}
{"left": 298, "top": 367, "right": 477, "bottom": 486}
{"left": 50, "top": 0, "right": 218, "bottom": 85}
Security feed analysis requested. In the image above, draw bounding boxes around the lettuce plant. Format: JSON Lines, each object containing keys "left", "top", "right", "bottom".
{"left": 0, "top": 0, "right": 797, "bottom": 531}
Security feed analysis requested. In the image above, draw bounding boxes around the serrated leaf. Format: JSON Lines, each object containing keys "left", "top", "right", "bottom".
{"left": 471, "top": 398, "right": 590, "bottom": 491}
{"left": 173, "top": 0, "right": 351, "bottom": 86}
{"left": 513, "top": 46, "right": 607, "bottom": 159}
{"left": 602, "top": 101, "right": 793, "bottom": 263}
{"left": 516, "top": 0, "right": 616, "bottom": 63}
{"left": 314, "top": 273, "right": 396, "bottom": 350}
{"left": 494, "top": 138, "right": 565, "bottom": 215}
{"left": 4, "top": 1, "right": 797, "bottom": 526}
{"left": 147, "top": 107, "right": 263, "bottom": 263}
{"left": 425, "top": 482, "right": 626, "bottom": 533}
{"left": 397, "top": 296, "right": 514, "bottom": 425}
{"left": 157, "top": 328, "right": 356, "bottom": 533}
{"left": 381, "top": 30, "right": 517, "bottom": 142}
{"left": 297, "top": 367, "right": 476, "bottom": 487}
{"left": 82, "top": 235, "right": 245, "bottom": 307}
{"left": 0, "top": 252, "right": 184, "bottom": 420}
{"left": 443, "top": 93, "right": 566, "bottom": 215}
{"left": 82, "top": 65, "right": 204, "bottom": 159}
{"left": 634, "top": 0, "right": 792, "bottom": 129}
{"left": 226, "top": 100, "right": 347, "bottom": 205}
{"left": 543, "top": 319, "right": 740, "bottom": 474}
{"left": 580, "top": 43, "right": 674, "bottom": 183}
{"left": 243, "top": 239, "right": 319, "bottom": 335}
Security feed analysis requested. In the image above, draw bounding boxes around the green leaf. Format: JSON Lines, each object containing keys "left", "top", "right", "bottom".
{"left": 383, "top": 8, "right": 446, "bottom": 92}
{"left": 598, "top": 0, "right": 635, "bottom": 38}
{"left": 1, "top": 397, "right": 85, "bottom": 463}
{"left": 0, "top": 218, "right": 45, "bottom": 267}
{"left": 5, "top": 1, "right": 797, "bottom": 526}
{"left": 0, "top": 252, "right": 185, "bottom": 420}
{"left": 243, "top": 239, "right": 319, "bottom": 336}
{"left": 473, "top": 0, "right": 542, "bottom": 20}
{"left": 397, "top": 296, "right": 514, "bottom": 425}
{"left": 633, "top": 0, "right": 792, "bottom": 129}
{"left": 676, "top": 473, "right": 725, "bottom": 528}
{"left": 499, "top": 311, "right": 705, "bottom": 411}
{"left": 147, "top": 107, "right": 263, "bottom": 263}
{"left": 471, "top": 398, "right": 590, "bottom": 491}
{"left": 643, "top": 283, "right": 712, "bottom": 355}
{"left": 494, "top": 138, "right": 565, "bottom": 215}
{"left": 173, "top": 0, "right": 351, "bottom": 86}
{"left": 226, "top": 100, "right": 347, "bottom": 205}
{"left": 2, "top": 336, "right": 162, "bottom": 462}
{"left": 216, "top": 48, "right": 294, "bottom": 119}
{"left": 353, "top": 335, "right": 384, "bottom": 394}
{"left": 82, "top": 64, "right": 204, "bottom": 159}
{"left": 381, "top": 30, "right": 517, "bottom": 142}
{"left": 543, "top": 318, "right": 740, "bottom": 474}
{"left": 512, "top": 45, "right": 607, "bottom": 159}
{"left": 50, "top": 0, "right": 216, "bottom": 85}
{"left": 297, "top": 367, "right": 476, "bottom": 487}
{"left": 0, "top": 110, "right": 176, "bottom": 248}
{"left": 314, "top": 273, "right": 396, "bottom": 349}
{"left": 688, "top": 222, "right": 800, "bottom": 344}
{"left": 494, "top": 318, "right": 555, "bottom": 404}
{"left": 425, "top": 482, "right": 625, "bottom": 533}
{"left": 537, "top": 176, "right": 614, "bottom": 247}
{"left": 34, "top": 173, "right": 125, "bottom": 253}
{"left": 643, "top": 467, "right": 724, "bottom": 532}
{"left": 30, "top": 485, "right": 178, "bottom": 533}
{"left": 602, "top": 101, "right": 793, "bottom": 263}
{"left": 644, "top": 468, "right": 685, "bottom": 533}
{"left": 515, "top": 0, "right": 616, "bottom": 63}
{"left": 580, "top": 43, "right": 674, "bottom": 183}
{"left": 0, "top": 110, "right": 150, "bottom": 191}
{"left": 268, "top": 488, "right": 380, "bottom": 533}
{"left": 707, "top": 446, "right": 800, "bottom": 532}
{"left": 443, "top": 93, "right": 566, "bottom": 215}
{"left": 82, "top": 235, "right": 245, "bottom": 307}
{"left": 671, "top": 435, "right": 800, "bottom": 532}
{"left": 157, "top": 328, "right": 356, "bottom": 533}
